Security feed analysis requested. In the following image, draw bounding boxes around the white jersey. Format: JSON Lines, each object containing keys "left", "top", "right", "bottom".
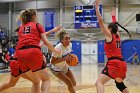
{"left": 51, "top": 43, "right": 72, "bottom": 68}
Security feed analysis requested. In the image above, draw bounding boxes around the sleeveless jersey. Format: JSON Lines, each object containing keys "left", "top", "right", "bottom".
{"left": 104, "top": 34, "right": 123, "bottom": 59}
{"left": 51, "top": 43, "right": 72, "bottom": 68}
{"left": 16, "top": 22, "right": 45, "bottom": 49}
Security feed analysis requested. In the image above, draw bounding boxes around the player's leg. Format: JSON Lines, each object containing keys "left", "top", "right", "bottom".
{"left": 0, "top": 75, "right": 20, "bottom": 92}
{"left": 95, "top": 74, "right": 111, "bottom": 93}
{"left": 115, "top": 77, "right": 129, "bottom": 93}
{"left": 23, "top": 70, "right": 41, "bottom": 93}
{"left": 34, "top": 68, "right": 50, "bottom": 93}
{"left": 0, "top": 60, "right": 21, "bottom": 92}
{"left": 55, "top": 71, "right": 76, "bottom": 93}
{"left": 20, "top": 72, "right": 41, "bottom": 93}
{"left": 17, "top": 48, "right": 50, "bottom": 93}
{"left": 115, "top": 60, "right": 129, "bottom": 93}
{"left": 65, "top": 69, "right": 76, "bottom": 86}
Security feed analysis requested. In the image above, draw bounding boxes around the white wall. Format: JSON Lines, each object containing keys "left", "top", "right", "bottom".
{"left": 62, "top": 0, "right": 140, "bottom": 32}
{"left": 119, "top": 4, "right": 140, "bottom": 31}
{"left": 0, "top": 0, "right": 139, "bottom": 35}
{"left": 81, "top": 41, "right": 97, "bottom": 63}
{"left": 0, "top": 14, "right": 9, "bottom": 29}
{"left": 0, "top": 0, "right": 60, "bottom": 33}
{"left": 14, "top": 0, "right": 59, "bottom": 9}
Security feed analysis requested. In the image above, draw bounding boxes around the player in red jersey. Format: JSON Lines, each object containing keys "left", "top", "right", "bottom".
{"left": 0, "top": 52, "right": 41, "bottom": 93}
{"left": 95, "top": 0, "right": 129, "bottom": 93}
{"left": 0, "top": 26, "right": 61, "bottom": 93}
{"left": 15, "top": 9, "right": 60, "bottom": 93}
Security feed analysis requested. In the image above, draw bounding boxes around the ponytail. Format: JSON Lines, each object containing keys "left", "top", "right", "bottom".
{"left": 115, "top": 22, "right": 131, "bottom": 38}
{"left": 19, "top": 9, "right": 36, "bottom": 24}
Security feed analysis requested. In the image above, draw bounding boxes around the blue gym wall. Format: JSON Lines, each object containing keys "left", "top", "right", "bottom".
{"left": 97, "top": 40, "right": 140, "bottom": 63}
{"left": 57, "top": 40, "right": 81, "bottom": 63}
{"left": 97, "top": 40, "right": 105, "bottom": 63}
{"left": 71, "top": 41, "right": 81, "bottom": 63}
{"left": 122, "top": 40, "right": 140, "bottom": 63}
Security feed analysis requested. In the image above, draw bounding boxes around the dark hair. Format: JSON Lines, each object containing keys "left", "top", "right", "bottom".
{"left": 108, "top": 22, "right": 131, "bottom": 37}
{"left": 20, "top": 9, "right": 36, "bottom": 24}
{"left": 108, "top": 23, "right": 118, "bottom": 34}
{"left": 115, "top": 22, "right": 131, "bottom": 37}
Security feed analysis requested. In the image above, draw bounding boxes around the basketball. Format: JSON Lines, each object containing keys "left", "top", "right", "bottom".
{"left": 66, "top": 54, "right": 78, "bottom": 66}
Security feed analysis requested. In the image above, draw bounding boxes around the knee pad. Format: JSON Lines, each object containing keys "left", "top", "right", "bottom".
{"left": 115, "top": 81, "right": 127, "bottom": 92}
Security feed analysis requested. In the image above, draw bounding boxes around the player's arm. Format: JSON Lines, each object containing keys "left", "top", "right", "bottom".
{"left": 45, "top": 26, "right": 62, "bottom": 37}
{"left": 41, "top": 33, "right": 60, "bottom": 54}
{"left": 38, "top": 23, "right": 60, "bottom": 54}
{"left": 51, "top": 54, "right": 71, "bottom": 64}
{"left": 43, "top": 55, "right": 47, "bottom": 64}
{"left": 111, "top": 7, "right": 121, "bottom": 36}
{"left": 95, "top": 0, "right": 112, "bottom": 41}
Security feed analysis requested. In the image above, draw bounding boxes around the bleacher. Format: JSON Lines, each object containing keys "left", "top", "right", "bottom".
{"left": 0, "top": 26, "right": 13, "bottom": 69}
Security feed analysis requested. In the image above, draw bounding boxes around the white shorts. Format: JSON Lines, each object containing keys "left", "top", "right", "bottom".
{"left": 50, "top": 64, "right": 69, "bottom": 75}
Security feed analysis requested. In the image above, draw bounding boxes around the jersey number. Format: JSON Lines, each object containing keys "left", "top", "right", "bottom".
{"left": 22, "top": 26, "right": 31, "bottom": 34}
{"left": 116, "top": 41, "right": 121, "bottom": 48}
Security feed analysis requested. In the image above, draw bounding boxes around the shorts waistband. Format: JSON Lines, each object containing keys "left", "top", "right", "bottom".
{"left": 19, "top": 45, "right": 40, "bottom": 50}
{"left": 108, "top": 57, "right": 124, "bottom": 61}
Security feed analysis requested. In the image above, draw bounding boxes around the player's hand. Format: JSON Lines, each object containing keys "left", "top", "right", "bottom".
{"left": 111, "top": 7, "right": 116, "bottom": 16}
{"left": 95, "top": 0, "right": 100, "bottom": 7}
{"left": 65, "top": 54, "right": 72, "bottom": 62}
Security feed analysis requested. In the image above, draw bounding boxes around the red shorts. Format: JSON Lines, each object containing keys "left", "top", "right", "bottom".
{"left": 102, "top": 60, "right": 127, "bottom": 79}
{"left": 17, "top": 48, "right": 46, "bottom": 72}
{"left": 9, "top": 60, "right": 22, "bottom": 77}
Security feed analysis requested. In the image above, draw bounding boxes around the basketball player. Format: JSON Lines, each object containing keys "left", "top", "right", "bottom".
{"left": 0, "top": 52, "right": 41, "bottom": 93}
{"left": 50, "top": 30, "right": 76, "bottom": 93}
{"left": 95, "top": 0, "right": 129, "bottom": 93}
{"left": 15, "top": 9, "right": 61, "bottom": 93}
{"left": 0, "top": 26, "right": 61, "bottom": 93}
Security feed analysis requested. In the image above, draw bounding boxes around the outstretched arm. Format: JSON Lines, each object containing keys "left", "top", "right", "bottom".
{"left": 45, "top": 26, "right": 62, "bottom": 37}
{"left": 95, "top": 0, "right": 112, "bottom": 41}
{"left": 111, "top": 6, "right": 117, "bottom": 23}
{"left": 111, "top": 7, "right": 120, "bottom": 36}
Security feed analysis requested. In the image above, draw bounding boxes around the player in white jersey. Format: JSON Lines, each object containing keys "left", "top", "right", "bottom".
{"left": 50, "top": 30, "right": 76, "bottom": 93}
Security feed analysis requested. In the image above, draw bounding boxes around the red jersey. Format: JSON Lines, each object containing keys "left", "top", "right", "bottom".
{"left": 104, "top": 34, "right": 123, "bottom": 59}
{"left": 17, "top": 22, "right": 45, "bottom": 49}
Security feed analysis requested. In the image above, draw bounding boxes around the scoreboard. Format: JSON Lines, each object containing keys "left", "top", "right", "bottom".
{"left": 74, "top": 5, "right": 103, "bottom": 29}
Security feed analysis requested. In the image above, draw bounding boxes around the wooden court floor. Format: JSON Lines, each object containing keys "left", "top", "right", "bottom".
{"left": 0, "top": 63, "right": 140, "bottom": 93}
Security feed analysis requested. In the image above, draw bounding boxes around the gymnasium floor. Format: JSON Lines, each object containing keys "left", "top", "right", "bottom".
{"left": 0, "top": 63, "right": 140, "bottom": 93}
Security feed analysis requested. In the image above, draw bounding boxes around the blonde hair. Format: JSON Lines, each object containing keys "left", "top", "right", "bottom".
{"left": 18, "top": 9, "right": 36, "bottom": 24}
{"left": 55, "top": 29, "right": 68, "bottom": 42}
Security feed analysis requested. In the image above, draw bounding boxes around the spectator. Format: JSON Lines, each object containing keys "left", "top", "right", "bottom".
{"left": 5, "top": 51, "right": 11, "bottom": 63}
{"left": 0, "top": 52, "right": 9, "bottom": 68}
{"left": 8, "top": 44, "right": 15, "bottom": 57}
{"left": 131, "top": 46, "right": 139, "bottom": 65}
{"left": 0, "top": 28, "right": 5, "bottom": 40}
